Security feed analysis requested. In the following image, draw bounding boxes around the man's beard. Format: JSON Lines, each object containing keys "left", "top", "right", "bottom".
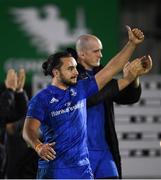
{"left": 60, "top": 73, "right": 77, "bottom": 86}
{"left": 61, "top": 78, "right": 77, "bottom": 86}
{"left": 59, "top": 70, "right": 78, "bottom": 86}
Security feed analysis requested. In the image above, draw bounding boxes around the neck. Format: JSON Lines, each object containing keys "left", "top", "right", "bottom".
{"left": 78, "top": 59, "right": 93, "bottom": 71}
{"left": 51, "top": 78, "right": 68, "bottom": 90}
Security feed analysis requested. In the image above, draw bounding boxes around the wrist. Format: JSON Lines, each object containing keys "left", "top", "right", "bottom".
{"left": 118, "top": 75, "right": 136, "bottom": 91}
{"left": 127, "top": 40, "right": 136, "bottom": 48}
{"left": 125, "top": 74, "right": 136, "bottom": 84}
{"left": 35, "top": 142, "right": 43, "bottom": 153}
{"left": 118, "top": 78, "right": 129, "bottom": 91}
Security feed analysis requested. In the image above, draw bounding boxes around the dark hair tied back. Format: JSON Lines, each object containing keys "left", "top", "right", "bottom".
{"left": 42, "top": 52, "right": 72, "bottom": 77}
{"left": 42, "top": 54, "right": 55, "bottom": 76}
{"left": 42, "top": 61, "right": 49, "bottom": 76}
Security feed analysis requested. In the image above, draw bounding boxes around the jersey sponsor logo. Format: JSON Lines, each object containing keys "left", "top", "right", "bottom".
{"left": 50, "top": 97, "right": 59, "bottom": 103}
{"left": 51, "top": 101, "right": 84, "bottom": 117}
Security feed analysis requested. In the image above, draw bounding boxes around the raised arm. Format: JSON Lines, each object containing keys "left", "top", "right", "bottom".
{"left": 113, "top": 55, "right": 152, "bottom": 104}
{"left": 114, "top": 62, "right": 141, "bottom": 104}
{"left": 15, "top": 68, "right": 28, "bottom": 118}
{"left": 87, "top": 55, "right": 152, "bottom": 106}
{"left": 117, "top": 55, "right": 152, "bottom": 91}
{"left": 95, "top": 26, "right": 144, "bottom": 90}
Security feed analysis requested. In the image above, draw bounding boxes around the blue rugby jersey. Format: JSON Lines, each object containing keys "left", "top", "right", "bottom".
{"left": 87, "top": 101, "right": 108, "bottom": 150}
{"left": 86, "top": 70, "right": 108, "bottom": 150}
{"left": 26, "top": 77, "right": 98, "bottom": 169}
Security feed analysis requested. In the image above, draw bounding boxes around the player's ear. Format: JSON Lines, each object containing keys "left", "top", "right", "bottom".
{"left": 79, "top": 51, "right": 86, "bottom": 59}
{"left": 52, "top": 69, "right": 59, "bottom": 77}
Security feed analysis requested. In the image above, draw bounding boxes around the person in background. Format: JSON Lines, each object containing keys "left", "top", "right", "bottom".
{"left": 0, "top": 69, "right": 20, "bottom": 178}
{"left": 0, "top": 68, "right": 38, "bottom": 179}
{"left": 65, "top": 26, "right": 152, "bottom": 179}
{"left": 0, "top": 135, "right": 5, "bottom": 178}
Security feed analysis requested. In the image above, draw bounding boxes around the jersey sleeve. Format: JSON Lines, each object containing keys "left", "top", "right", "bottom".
{"left": 26, "top": 93, "right": 47, "bottom": 122}
{"left": 77, "top": 76, "right": 99, "bottom": 99}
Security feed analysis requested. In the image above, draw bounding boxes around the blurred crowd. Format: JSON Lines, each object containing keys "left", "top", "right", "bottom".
{"left": 0, "top": 68, "right": 38, "bottom": 179}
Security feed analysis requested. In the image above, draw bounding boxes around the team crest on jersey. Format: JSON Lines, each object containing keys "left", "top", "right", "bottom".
{"left": 50, "top": 97, "right": 59, "bottom": 103}
{"left": 70, "top": 88, "right": 77, "bottom": 96}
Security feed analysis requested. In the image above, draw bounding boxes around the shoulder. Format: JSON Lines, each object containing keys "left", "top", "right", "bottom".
{"left": 30, "top": 87, "right": 50, "bottom": 103}
{"left": 77, "top": 76, "right": 96, "bottom": 86}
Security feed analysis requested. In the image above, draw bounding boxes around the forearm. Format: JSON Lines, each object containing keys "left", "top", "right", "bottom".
{"left": 118, "top": 71, "right": 140, "bottom": 91}
{"left": 23, "top": 118, "right": 41, "bottom": 150}
{"left": 23, "top": 129, "right": 42, "bottom": 151}
{"left": 95, "top": 41, "right": 136, "bottom": 90}
{"left": 23, "top": 128, "right": 41, "bottom": 149}
{"left": 118, "top": 77, "right": 135, "bottom": 91}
